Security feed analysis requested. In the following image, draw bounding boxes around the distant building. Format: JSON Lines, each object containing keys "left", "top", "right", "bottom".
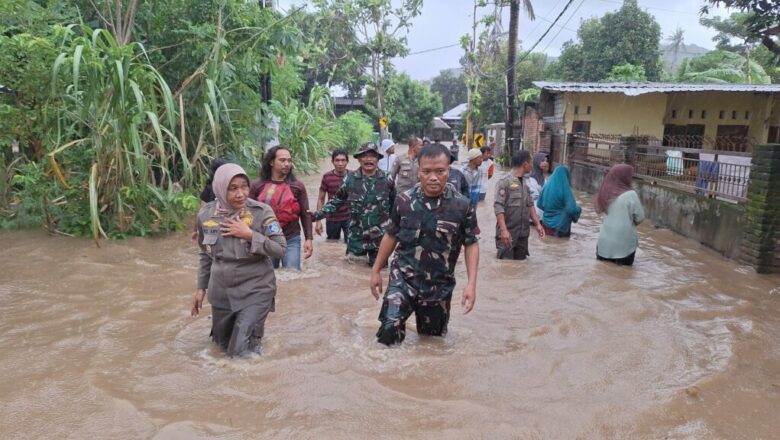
{"left": 441, "top": 103, "right": 467, "bottom": 132}
{"left": 333, "top": 97, "right": 366, "bottom": 117}
{"left": 533, "top": 81, "right": 780, "bottom": 164}
{"left": 424, "top": 117, "right": 452, "bottom": 142}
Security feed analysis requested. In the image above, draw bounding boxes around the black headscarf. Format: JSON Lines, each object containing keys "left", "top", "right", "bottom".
{"left": 529, "top": 153, "right": 547, "bottom": 187}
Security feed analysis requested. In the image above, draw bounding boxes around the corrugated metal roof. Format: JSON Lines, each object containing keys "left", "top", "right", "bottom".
{"left": 442, "top": 103, "right": 467, "bottom": 120}
{"left": 533, "top": 81, "right": 780, "bottom": 96}
{"left": 431, "top": 117, "right": 451, "bottom": 129}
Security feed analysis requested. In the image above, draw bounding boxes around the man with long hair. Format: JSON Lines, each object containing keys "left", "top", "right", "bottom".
{"left": 249, "top": 146, "right": 313, "bottom": 270}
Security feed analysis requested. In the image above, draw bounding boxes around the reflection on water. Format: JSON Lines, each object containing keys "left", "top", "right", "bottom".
{"left": 1, "top": 157, "right": 780, "bottom": 439}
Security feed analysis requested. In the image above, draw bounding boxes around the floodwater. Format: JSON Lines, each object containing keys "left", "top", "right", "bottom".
{"left": 2, "top": 151, "right": 780, "bottom": 440}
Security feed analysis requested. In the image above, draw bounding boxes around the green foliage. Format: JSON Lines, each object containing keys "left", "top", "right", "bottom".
{"left": 472, "top": 43, "right": 548, "bottom": 126}
{"left": 677, "top": 50, "right": 770, "bottom": 84}
{"left": 430, "top": 68, "right": 467, "bottom": 112}
{"left": 701, "top": 1, "right": 780, "bottom": 58}
{"left": 366, "top": 73, "right": 442, "bottom": 140}
{"left": 335, "top": 111, "right": 374, "bottom": 153}
{"left": 293, "top": 8, "right": 369, "bottom": 98}
{"left": 604, "top": 63, "right": 648, "bottom": 82}
{"left": 271, "top": 87, "right": 342, "bottom": 175}
{"left": 1, "top": 0, "right": 339, "bottom": 239}
{"left": 548, "top": 0, "right": 662, "bottom": 81}
{"left": 699, "top": 12, "right": 779, "bottom": 83}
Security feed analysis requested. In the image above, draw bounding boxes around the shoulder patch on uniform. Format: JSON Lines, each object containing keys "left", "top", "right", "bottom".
{"left": 202, "top": 219, "right": 218, "bottom": 228}
{"left": 266, "top": 221, "right": 282, "bottom": 235}
{"left": 499, "top": 188, "right": 506, "bottom": 197}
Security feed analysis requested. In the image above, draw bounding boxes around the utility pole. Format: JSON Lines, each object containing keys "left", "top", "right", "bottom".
{"left": 465, "top": 0, "right": 478, "bottom": 150}
{"left": 506, "top": 0, "right": 519, "bottom": 157}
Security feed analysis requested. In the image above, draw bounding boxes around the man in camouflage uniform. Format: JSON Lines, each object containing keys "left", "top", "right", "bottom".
{"left": 494, "top": 150, "right": 545, "bottom": 260}
{"left": 370, "top": 143, "right": 480, "bottom": 346}
{"left": 313, "top": 143, "right": 395, "bottom": 266}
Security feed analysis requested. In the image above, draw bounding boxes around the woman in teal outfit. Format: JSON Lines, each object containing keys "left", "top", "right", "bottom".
{"left": 536, "top": 165, "right": 581, "bottom": 237}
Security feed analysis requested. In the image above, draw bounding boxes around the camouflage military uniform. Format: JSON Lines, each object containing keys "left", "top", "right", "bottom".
{"left": 493, "top": 173, "right": 533, "bottom": 260}
{"left": 313, "top": 168, "right": 395, "bottom": 265}
{"left": 377, "top": 184, "right": 480, "bottom": 345}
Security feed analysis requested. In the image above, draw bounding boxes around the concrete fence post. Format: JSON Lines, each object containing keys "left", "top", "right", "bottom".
{"left": 740, "top": 143, "right": 780, "bottom": 273}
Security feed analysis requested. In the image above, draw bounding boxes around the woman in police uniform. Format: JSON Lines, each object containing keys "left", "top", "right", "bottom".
{"left": 191, "top": 163, "right": 287, "bottom": 357}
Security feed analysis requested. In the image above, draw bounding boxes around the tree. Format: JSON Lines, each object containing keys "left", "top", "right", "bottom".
{"left": 430, "top": 68, "right": 467, "bottom": 112}
{"left": 313, "top": 0, "right": 422, "bottom": 139}
{"left": 677, "top": 50, "right": 771, "bottom": 84}
{"left": 293, "top": 9, "right": 369, "bottom": 98}
{"left": 701, "top": 1, "right": 780, "bottom": 58}
{"left": 700, "top": 12, "right": 779, "bottom": 83}
{"left": 604, "top": 63, "right": 647, "bottom": 82}
{"left": 506, "top": 0, "right": 535, "bottom": 155}
{"left": 548, "top": 0, "right": 662, "bottom": 81}
{"left": 666, "top": 28, "right": 686, "bottom": 72}
{"left": 366, "top": 72, "right": 442, "bottom": 140}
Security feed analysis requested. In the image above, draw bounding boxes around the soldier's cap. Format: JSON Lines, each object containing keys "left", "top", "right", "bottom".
{"left": 354, "top": 142, "right": 384, "bottom": 159}
{"left": 466, "top": 148, "right": 482, "bottom": 162}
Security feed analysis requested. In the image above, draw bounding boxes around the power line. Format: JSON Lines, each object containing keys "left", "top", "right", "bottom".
{"left": 517, "top": 0, "right": 579, "bottom": 64}
{"left": 597, "top": 0, "right": 698, "bottom": 16}
{"left": 407, "top": 42, "right": 462, "bottom": 56}
{"left": 539, "top": 0, "right": 586, "bottom": 55}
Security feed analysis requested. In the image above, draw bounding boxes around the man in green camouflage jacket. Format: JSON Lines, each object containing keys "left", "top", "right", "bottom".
{"left": 370, "top": 143, "right": 480, "bottom": 346}
{"left": 313, "top": 143, "right": 395, "bottom": 266}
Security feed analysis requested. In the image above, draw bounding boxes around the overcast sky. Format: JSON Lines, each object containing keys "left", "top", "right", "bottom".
{"left": 278, "top": 0, "right": 731, "bottom": 81}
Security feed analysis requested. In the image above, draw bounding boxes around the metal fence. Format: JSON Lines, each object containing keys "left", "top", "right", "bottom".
{"left": 568, "top": 135, "right": 752, "bottom": 202}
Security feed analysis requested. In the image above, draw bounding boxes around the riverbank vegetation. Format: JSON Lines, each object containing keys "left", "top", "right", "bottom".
{"left": 0, "top": 0, "right": 379, "bottom": 239}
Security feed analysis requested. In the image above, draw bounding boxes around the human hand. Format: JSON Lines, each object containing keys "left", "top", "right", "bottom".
{"left": 191, "top": 289, "right": 206, "bottom": 316}
{"left": 536, "top": 223, "right": 546, "bottom": 238}
{"left": 220, "top": 217, "right": 253, "bottom": 241}
{"left": 304, "top": 239, "right": 313, "bottom": 259}
{"left": 370, "top": 270, "right": 383, "bottom": 300}
{"left": 461, "top": 284, "right": 476, "bottom": 314}
{"left": 315, "top": 221, "right": 323, "bottom": 236}
{"left": 500, "top": 228, "right": 512, "bottom": 247}
{"left": 190, "top": 229, "right": 198, "bottom": 243}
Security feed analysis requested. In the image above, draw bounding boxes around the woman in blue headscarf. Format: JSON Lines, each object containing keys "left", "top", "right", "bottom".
{"left": 536, "top": 165, "right": 581, "bottom": 237}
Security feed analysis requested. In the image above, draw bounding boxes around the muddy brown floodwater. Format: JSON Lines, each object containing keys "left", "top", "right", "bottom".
{"left": 2, "top": 150, "right": 780, "bottom": 439}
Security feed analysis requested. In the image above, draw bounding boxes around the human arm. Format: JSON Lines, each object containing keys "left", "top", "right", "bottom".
{"left": 315, "top": 187, "right": 327, "bottom": 235}
{"left": 369, "top": 234, "right": 399, "bottom": 300}
{"left": 461, "top": 242, "right": 479, "bottom": 314}
{"left": 530, "top": 206, "right": 545, "bottom": 238}
{"left": 193, "top": 219, "right": 211, "bottom": 316}
{"left": 631, "top": 192, "right": 645, "bottom": 225}
{"left": 493, "top": 180, "right": 512, "bottom": 246}
{"left": 527, "top": 184, "right": 545, "bottom": 238}
{"left": 296, "top": 183, "right": 314, "bottom": 258}
{"left": 565, "top": 191, "right": 582, "bottom": 223}
{"left": 313, "top": 178, "right": 348, "bottom": 220}
{"left": 389, "top": 155, "right": 401, "bottom": 180}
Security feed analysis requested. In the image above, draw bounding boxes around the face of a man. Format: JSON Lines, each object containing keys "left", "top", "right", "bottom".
{"left": 469, "top": 155, "right": 483, "bottom": 167}
{"left": 418, "top": 153, "right": 450, "bottom": 197}
{"left": 482, "top": 149, "right": 491, "bottom": 160}
{"left": 522, "top": 159, "right": 533, "bottom": 174}
{"left": 273, "top": 149, "right": 293, "bottom": 177}
{"left": 227, "top": 176, "right": 249, "bottom": 209}
{"left": 332, "top": 154, "right": 348, "bottom": 174}
{"left": 358, "top": 152, "right": 379, "bottom": 173}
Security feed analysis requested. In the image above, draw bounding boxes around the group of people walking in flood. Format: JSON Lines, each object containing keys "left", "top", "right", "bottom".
{"left": 192, "top": 138, "right": 645, "bottom": 357}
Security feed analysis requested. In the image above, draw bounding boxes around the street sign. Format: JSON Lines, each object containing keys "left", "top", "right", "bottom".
{"left": 474, "top": 133, "right": 484, "bottom": 148}
{"left": 379, "top": 116, "right": 388, "bottom": 128}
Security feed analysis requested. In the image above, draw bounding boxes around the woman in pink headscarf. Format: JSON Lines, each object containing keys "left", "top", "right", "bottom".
{"left": 192, "top": 163, "right": 287, "bottom": 357}
{"left": 595, "top": 164, "right": 645, "bottom": 266}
